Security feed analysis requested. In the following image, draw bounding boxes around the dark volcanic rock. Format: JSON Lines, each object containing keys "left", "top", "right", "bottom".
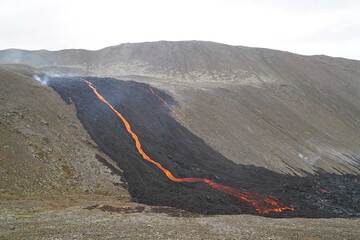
{"left": 50, "top": 77, "right": 360, "bottom": 218}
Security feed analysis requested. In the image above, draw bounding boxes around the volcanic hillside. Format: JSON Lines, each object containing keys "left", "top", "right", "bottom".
{"left": 0, "top": 65, "right": 128, "bottom": 199}
{"left": 1, "top": 41, "right": 360, "bottom": 175}
{"left": 2, "top": 41, "right": 360, "bottom": 238}
{"left": 1, "top": 41, "right": 360, "bottom": 217}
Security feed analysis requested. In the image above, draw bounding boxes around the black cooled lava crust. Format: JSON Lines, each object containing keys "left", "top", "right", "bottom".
{"left": 49, "top": 77, "right": 360, "bottom": 218}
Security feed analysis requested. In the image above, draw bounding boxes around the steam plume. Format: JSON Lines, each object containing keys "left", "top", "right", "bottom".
{"left": 33, "top": 74, "right": 48, "bottom": 85}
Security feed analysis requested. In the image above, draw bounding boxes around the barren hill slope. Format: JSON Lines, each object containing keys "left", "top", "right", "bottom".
{"left": 0, "top": 65, "right": 128, "bottom": 199}
{"left": 1, "top": 41, "right": 360, "bottom": 81}
{"left": 1, "top": 41, "right": 360, "bottom": 174}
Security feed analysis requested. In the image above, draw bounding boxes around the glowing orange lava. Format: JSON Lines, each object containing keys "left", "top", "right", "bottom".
{"left": 85, "top": 80, "right": 294, "bottom": 214}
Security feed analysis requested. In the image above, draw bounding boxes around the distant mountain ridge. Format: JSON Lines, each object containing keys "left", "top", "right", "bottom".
{"left": 1, "top": 41, "right": 359, "bottom": 82}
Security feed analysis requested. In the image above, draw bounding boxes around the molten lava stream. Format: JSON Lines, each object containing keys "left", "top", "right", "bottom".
{"left": 85, "top": 80, "right": 294, "bottom": 215}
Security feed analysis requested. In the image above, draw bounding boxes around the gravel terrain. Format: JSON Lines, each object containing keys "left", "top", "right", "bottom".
{"left": 1, "top": 197, "right": 360, "bottom": 240}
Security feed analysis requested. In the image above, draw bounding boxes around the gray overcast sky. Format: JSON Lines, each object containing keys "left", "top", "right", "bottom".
{"left": 1, "top": 0, "right": 359, "bottom": 60}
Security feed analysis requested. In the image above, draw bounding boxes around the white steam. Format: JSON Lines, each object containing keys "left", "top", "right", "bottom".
{"left": 33, "top": 74, "right": 48, "bottom": 85}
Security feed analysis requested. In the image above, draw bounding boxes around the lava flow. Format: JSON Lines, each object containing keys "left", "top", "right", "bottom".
{"left": 85, "top": 80, "right": 294, "bottom": 215}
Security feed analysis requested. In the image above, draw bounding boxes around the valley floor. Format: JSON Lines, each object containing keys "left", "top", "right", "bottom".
{"left": 1, "top": 195, "right": 359, "bottom": 240}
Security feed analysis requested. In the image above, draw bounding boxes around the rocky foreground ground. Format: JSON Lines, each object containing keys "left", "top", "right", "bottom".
{"left": 1, "top": 195, "right": 360, "bottom": 240}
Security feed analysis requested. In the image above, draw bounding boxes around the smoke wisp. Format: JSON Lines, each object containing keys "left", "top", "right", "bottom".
{"left": 33, "top": 74, "right": 48, "bottom": 85}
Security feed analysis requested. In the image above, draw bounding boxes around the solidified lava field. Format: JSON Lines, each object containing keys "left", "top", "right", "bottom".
{"left": 49, "top": 77, "right": 360, "bottom": 218}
